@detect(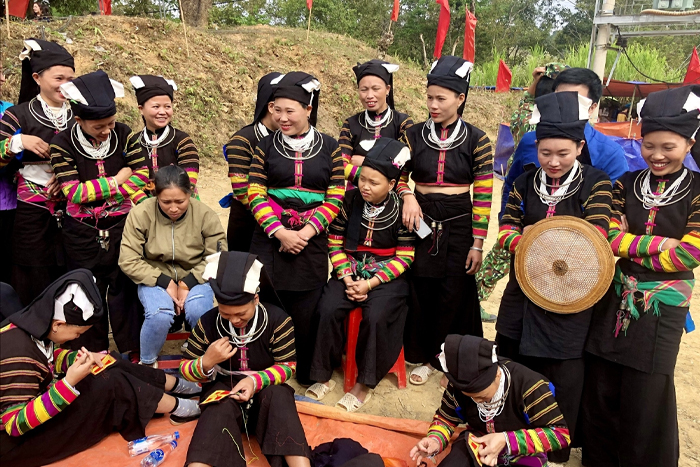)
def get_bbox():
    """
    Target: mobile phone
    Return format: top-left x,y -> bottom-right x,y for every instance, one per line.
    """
416,218 -> 432,239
